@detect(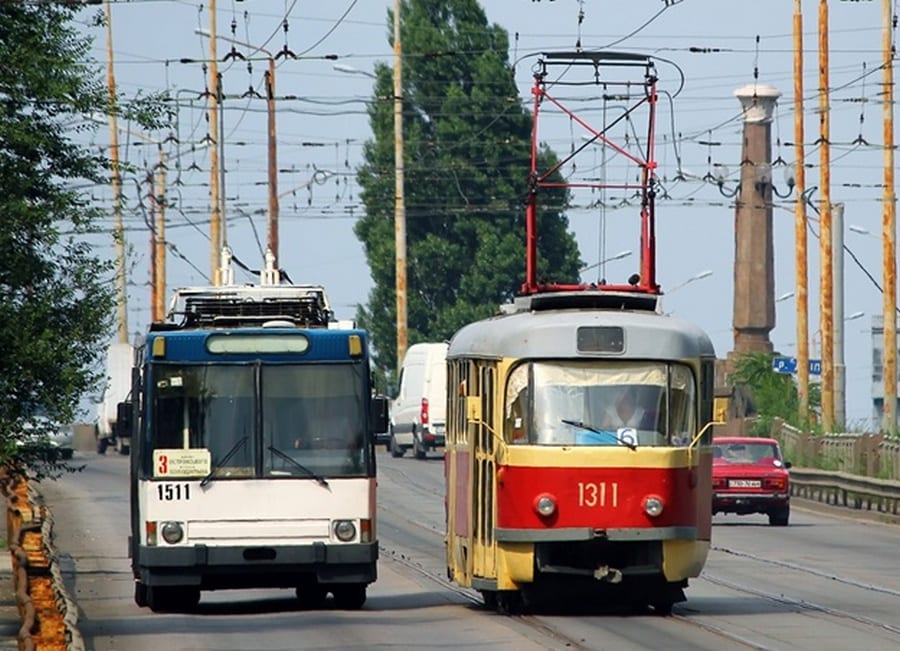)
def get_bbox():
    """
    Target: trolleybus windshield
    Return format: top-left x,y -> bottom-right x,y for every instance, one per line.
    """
505,361 -> 696,447
146,362 -> 370,480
